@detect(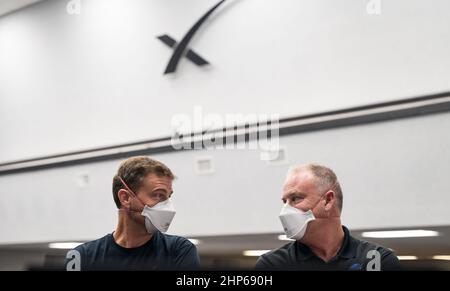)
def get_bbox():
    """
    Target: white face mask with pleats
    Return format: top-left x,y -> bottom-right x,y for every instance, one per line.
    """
279,203 -> 316,241
141,199 -> 176,234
